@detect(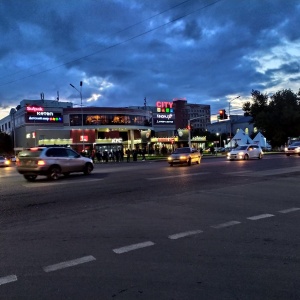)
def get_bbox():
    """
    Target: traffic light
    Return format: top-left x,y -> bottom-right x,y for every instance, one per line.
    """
218,109 -> 228,120
219,109 -> 224,120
